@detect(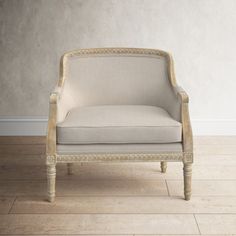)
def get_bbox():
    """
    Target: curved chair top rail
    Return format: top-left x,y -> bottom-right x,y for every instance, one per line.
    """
58,47 -> 177,88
